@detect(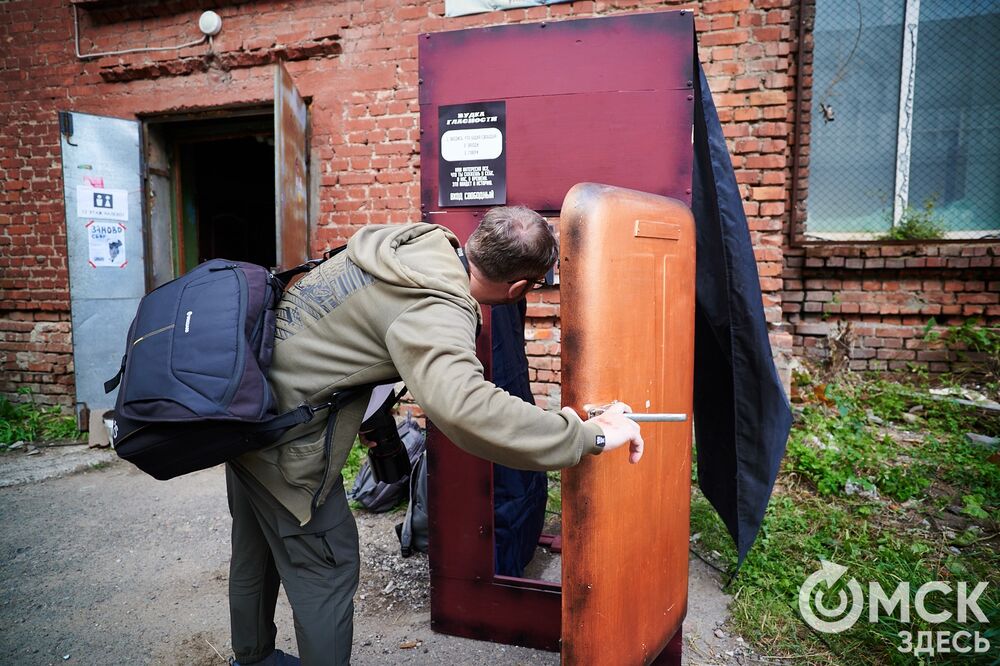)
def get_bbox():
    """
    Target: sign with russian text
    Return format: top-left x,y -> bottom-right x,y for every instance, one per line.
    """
86,220 -> 127,268
76,186 -> 128,221
438,101 -> 506,207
